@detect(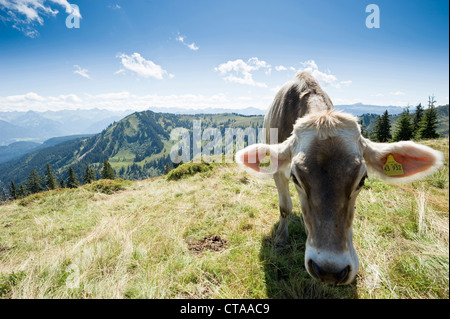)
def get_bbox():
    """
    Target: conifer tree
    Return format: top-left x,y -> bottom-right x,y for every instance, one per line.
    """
417,96 -> 440,139
393,108 -> 413,141
101,159 -> 115,180
372,110 -> 392,142
164,162 -> 171,175
18,184 -> 26,198
83,165 -> 97,184
26,169 -> 43,194
45,163 -> 58,190
9,181 -> 17,200
412,103 -> 424,135
67,166 -> 80,188
118,166 -> 126,177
